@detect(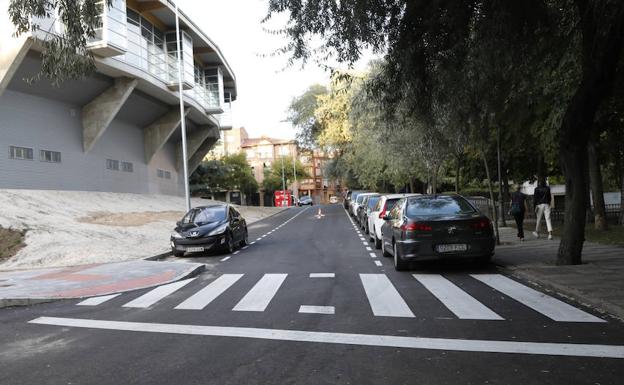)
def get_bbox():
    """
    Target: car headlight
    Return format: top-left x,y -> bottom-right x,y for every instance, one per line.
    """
208,224 -> 228,236
170,231 -> 182,239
